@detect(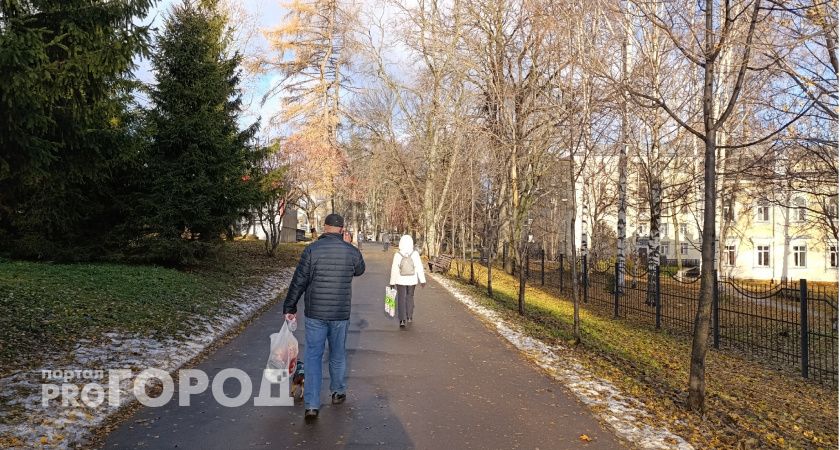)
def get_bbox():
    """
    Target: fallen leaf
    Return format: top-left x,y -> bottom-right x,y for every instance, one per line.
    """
579,434 -> 592,442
